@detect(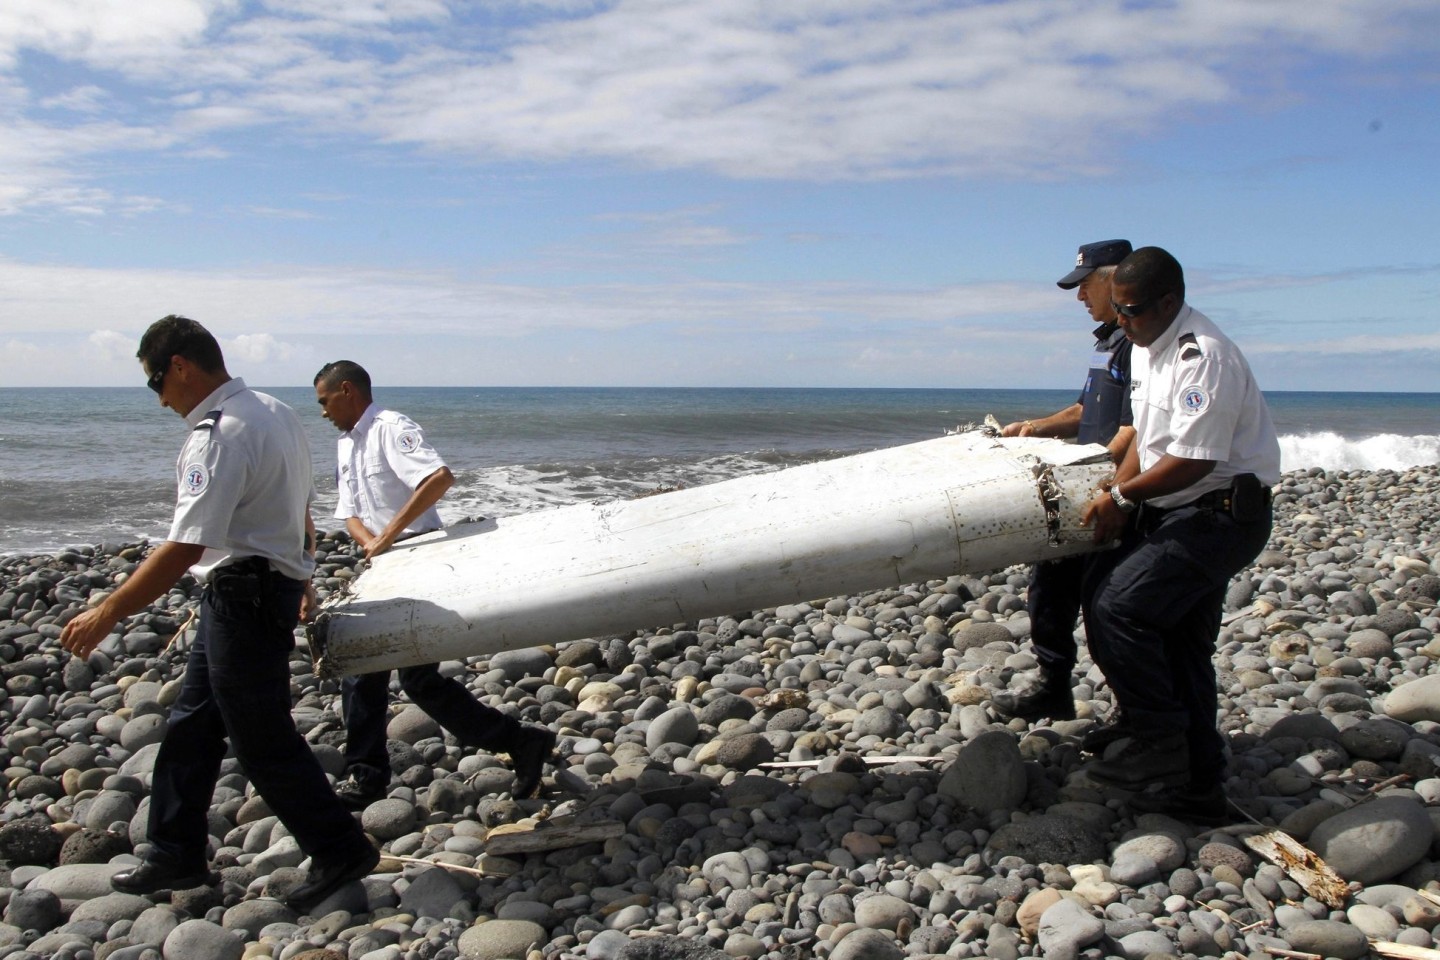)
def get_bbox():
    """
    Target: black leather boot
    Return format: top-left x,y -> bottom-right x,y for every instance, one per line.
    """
991,666 -> 1076,722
